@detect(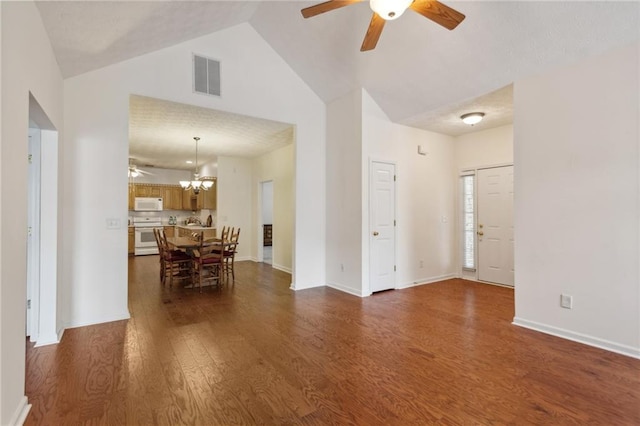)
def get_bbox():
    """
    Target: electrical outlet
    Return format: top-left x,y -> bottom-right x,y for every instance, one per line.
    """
419,260 -> 424,268
340,263 -> 344,272
560,294 -> 573,309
